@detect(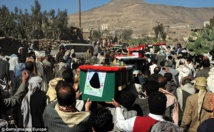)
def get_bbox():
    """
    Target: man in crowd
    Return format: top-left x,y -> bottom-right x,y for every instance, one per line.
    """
149,59 -> 157,74
90,107 -> 114,132
36,55 -> 46,91
108,89 -> 137,131
111,92 -> 166,132
12,61 -> 35,127
55,45 -> 65,64
133,80 -> 159,116
12,61 -> 35,95
181,77 -> 214,131
176,76 -> 195,124
159,60 -> 179,86
197,92 -> 214,132
176,43 -> 183,55
158,76 -> 179,125
43,80 -> 92,132
8,54 -> 18,82
148,66 -> 163,82
186,57 -> 196,77
164,72 -> 178,94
